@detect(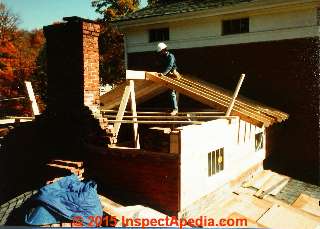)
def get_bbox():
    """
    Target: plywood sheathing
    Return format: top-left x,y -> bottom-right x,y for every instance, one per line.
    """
257,204 -> 320,229
241,170 -> 290,198
145,72 -> 289,127
292,194 -> 320,217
